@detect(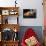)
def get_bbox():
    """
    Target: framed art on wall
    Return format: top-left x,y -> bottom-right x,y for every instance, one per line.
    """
23,9 -> 36,18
